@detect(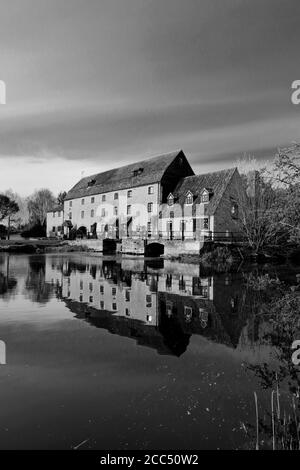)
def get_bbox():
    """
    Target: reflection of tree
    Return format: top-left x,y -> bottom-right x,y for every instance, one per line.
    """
25,256 -> 53,304
0,256 -> 18,299
159,301 -> 191,357
245,285 -> 300,450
